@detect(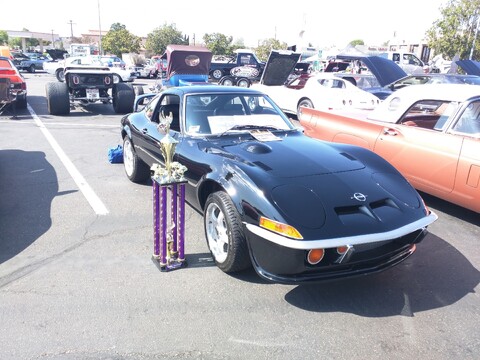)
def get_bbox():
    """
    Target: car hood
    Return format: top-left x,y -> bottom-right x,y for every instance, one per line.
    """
259,52 -> 407,88
456,60 -> 480,76
360,56 -> 408,87
258,50 -> 302,86
45,49 -> 68,61
204,132 -> 365,178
